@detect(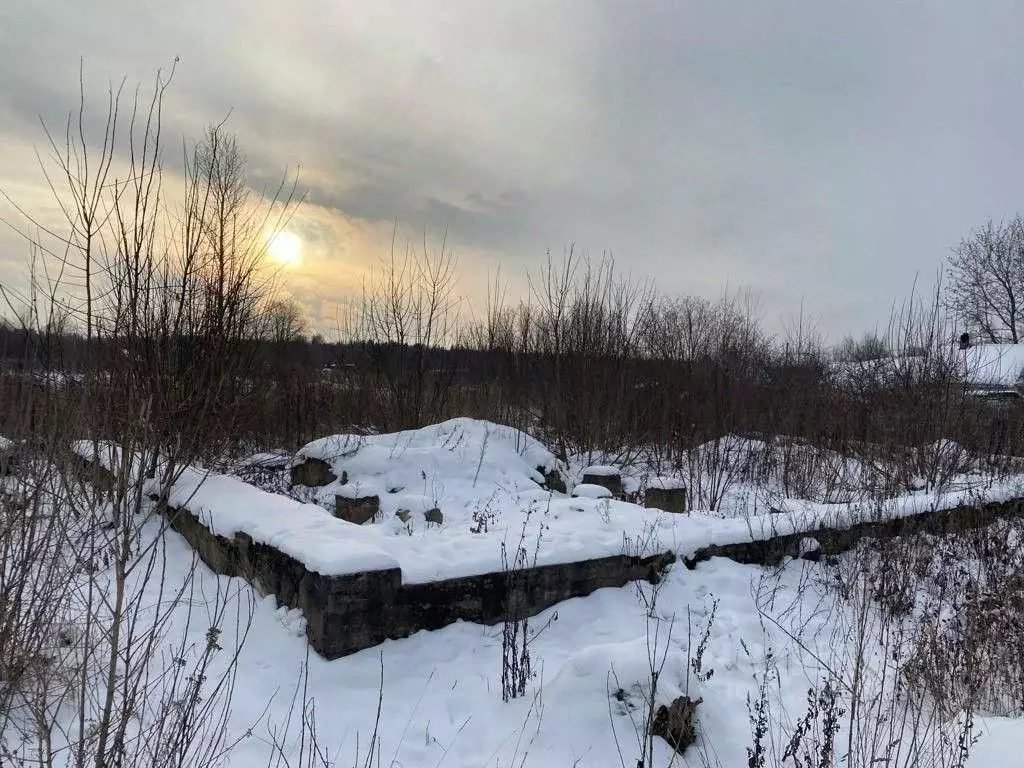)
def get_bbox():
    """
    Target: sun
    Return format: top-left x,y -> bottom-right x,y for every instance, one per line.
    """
267,231 -> 303,266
